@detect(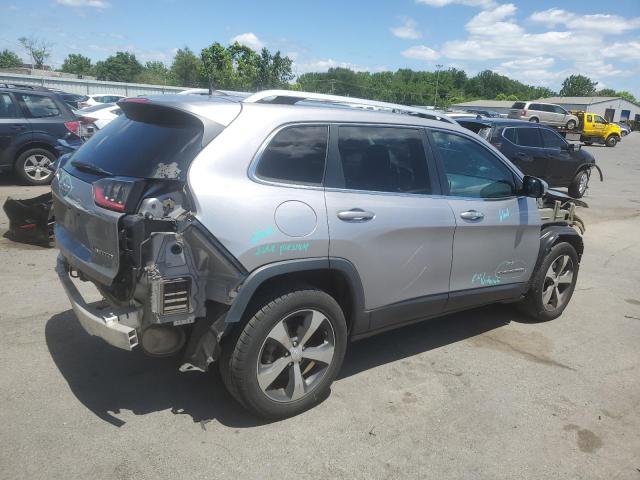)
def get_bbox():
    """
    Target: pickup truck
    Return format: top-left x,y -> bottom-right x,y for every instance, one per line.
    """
569,111 -> 622,147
